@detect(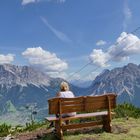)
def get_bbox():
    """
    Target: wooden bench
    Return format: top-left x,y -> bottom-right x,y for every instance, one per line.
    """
46,93 -> 117,140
